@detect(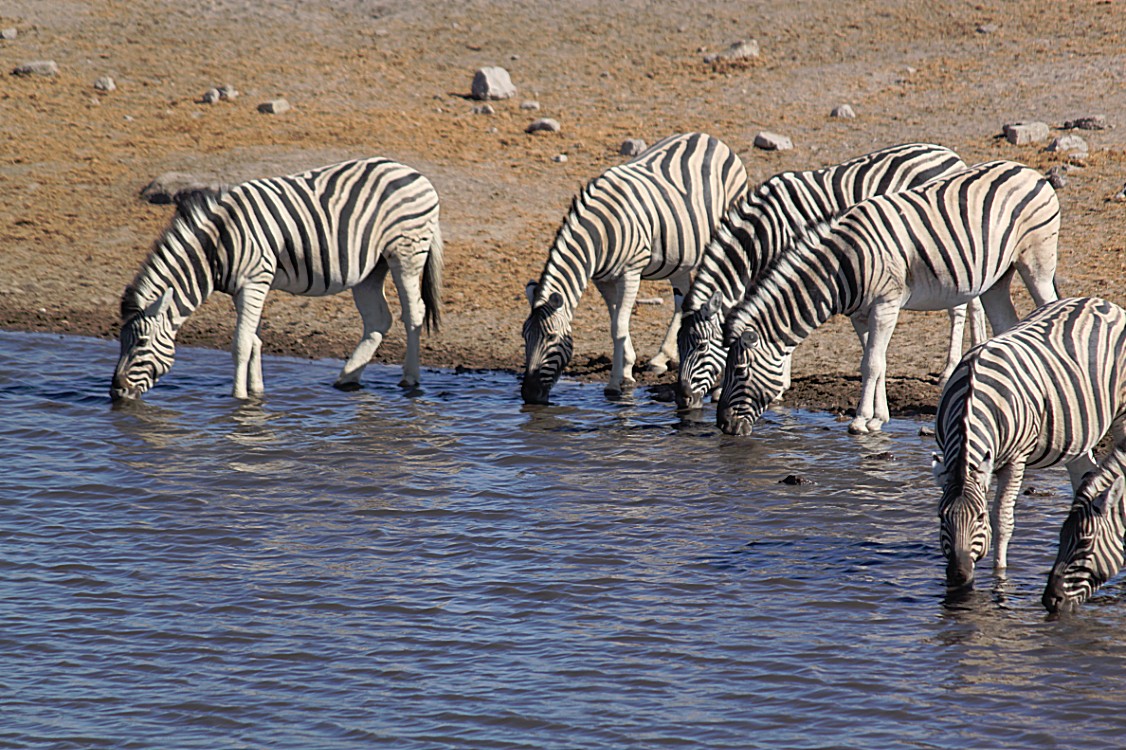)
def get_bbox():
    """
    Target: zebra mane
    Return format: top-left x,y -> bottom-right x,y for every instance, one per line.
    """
123,188 -> 223,319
